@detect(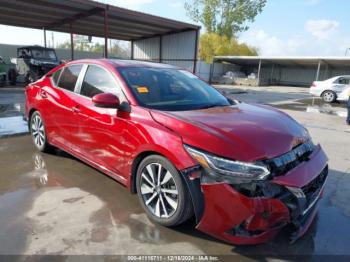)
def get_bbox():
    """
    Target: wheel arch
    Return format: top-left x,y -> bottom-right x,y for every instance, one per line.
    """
129,150 -> 204,224
27,108 -> 38,130
321,89 -> 337,100
129,150 -> 163,194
